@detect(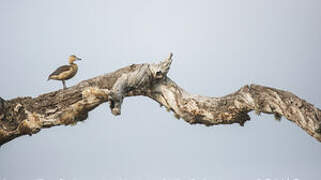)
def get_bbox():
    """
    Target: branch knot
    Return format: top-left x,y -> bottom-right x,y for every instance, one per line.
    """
149,52 -> 173,80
